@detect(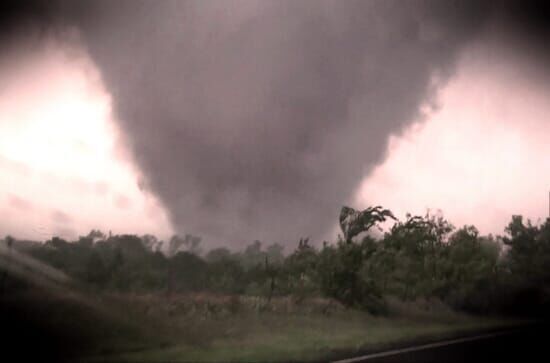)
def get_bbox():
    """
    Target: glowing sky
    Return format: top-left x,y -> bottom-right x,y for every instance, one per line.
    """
356,36 -> 550,234
0,39 -> 172,240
